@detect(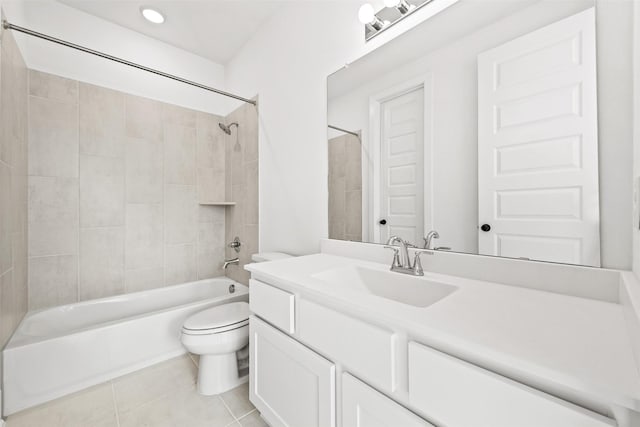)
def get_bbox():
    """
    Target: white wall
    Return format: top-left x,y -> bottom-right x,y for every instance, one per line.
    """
1,0 -> 231,115
634,1 -> 640,278
225,0 -> 459,255
328,0 -> 634,269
